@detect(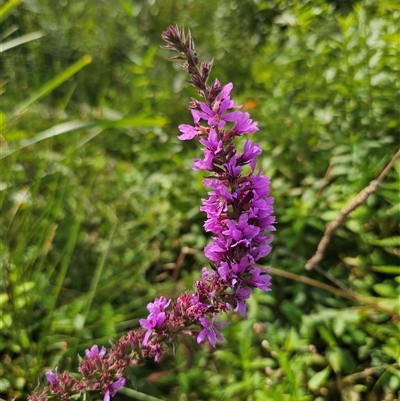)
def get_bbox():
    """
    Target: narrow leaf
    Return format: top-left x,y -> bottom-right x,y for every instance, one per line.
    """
1,31 -> 44,52
308,366 -> 331,390
0,0 -> 20,23
13,55 -> 92,116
